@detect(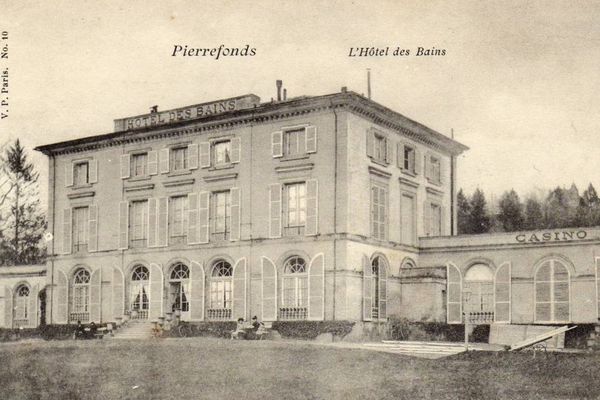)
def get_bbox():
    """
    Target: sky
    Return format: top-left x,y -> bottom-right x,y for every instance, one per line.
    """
2,0 -> 600,207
